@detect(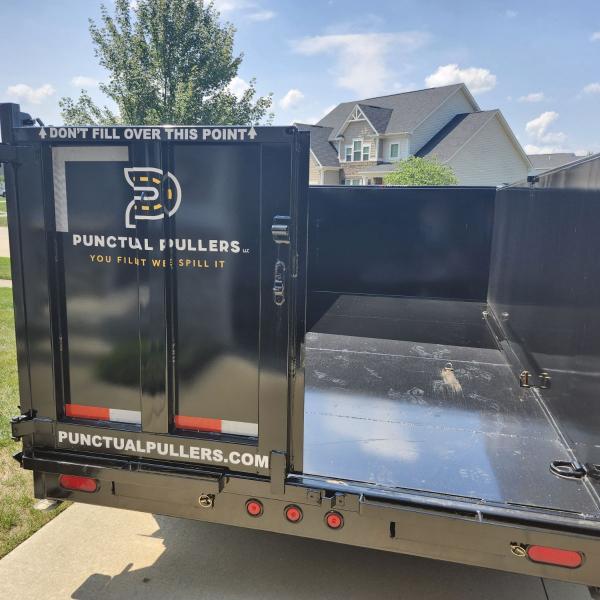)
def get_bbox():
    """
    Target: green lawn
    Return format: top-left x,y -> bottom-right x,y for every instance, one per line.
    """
0,257 -> 10,280
0,288 -> 67,558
